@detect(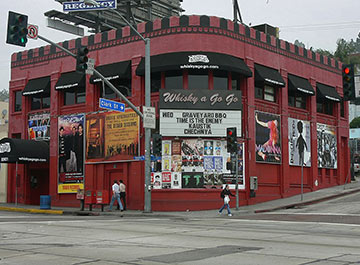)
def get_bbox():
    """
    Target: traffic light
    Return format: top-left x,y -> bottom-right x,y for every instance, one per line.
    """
226,127 -> 237,154
342,64 -> 355,101
76,47 -> 89,73
6,11 -> 28,47
152,134 -> 162,156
